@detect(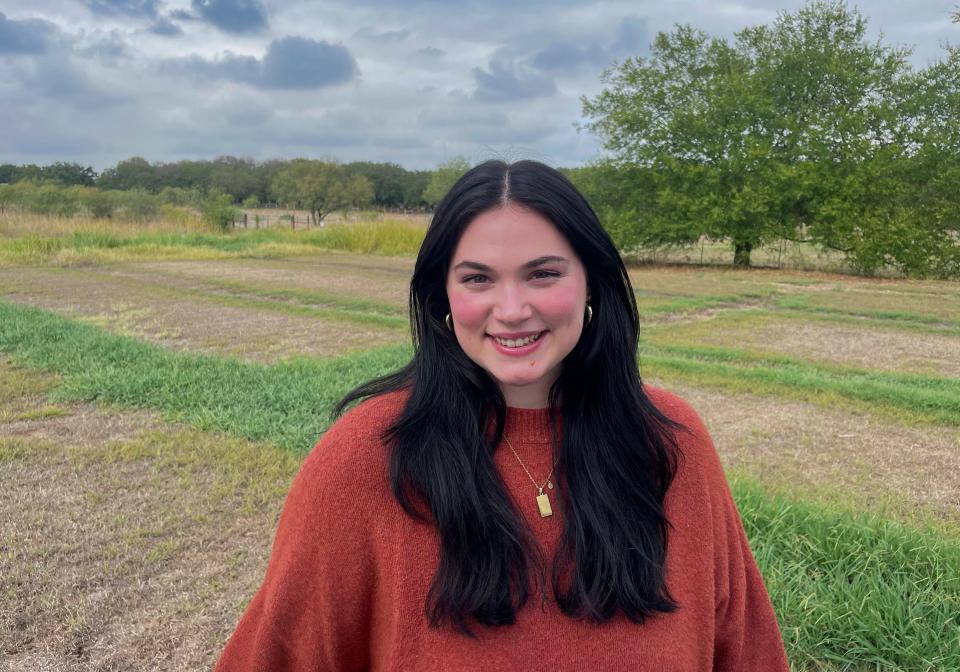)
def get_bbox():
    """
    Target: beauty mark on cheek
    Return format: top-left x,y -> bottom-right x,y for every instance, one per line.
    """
529,360 -> 535,366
